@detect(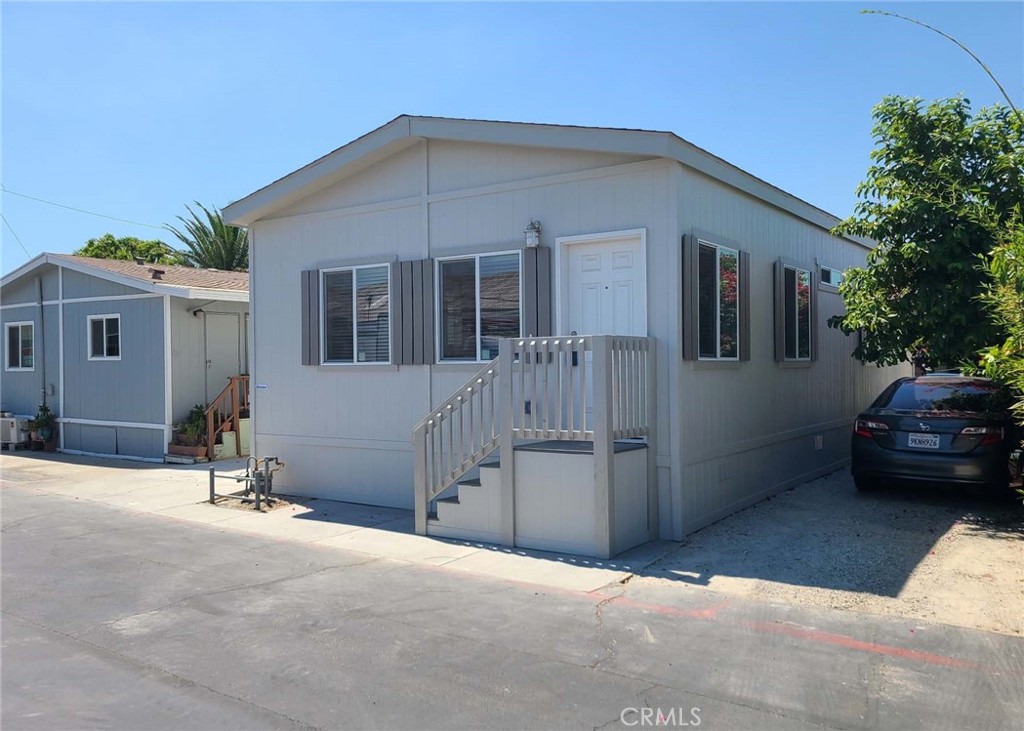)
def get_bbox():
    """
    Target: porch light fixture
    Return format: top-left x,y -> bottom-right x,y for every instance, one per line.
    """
524,220 -> 542,248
